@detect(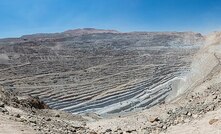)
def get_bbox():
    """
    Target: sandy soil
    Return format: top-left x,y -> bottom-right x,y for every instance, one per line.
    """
165,108 -> 221,134
0,114 -> 36,134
